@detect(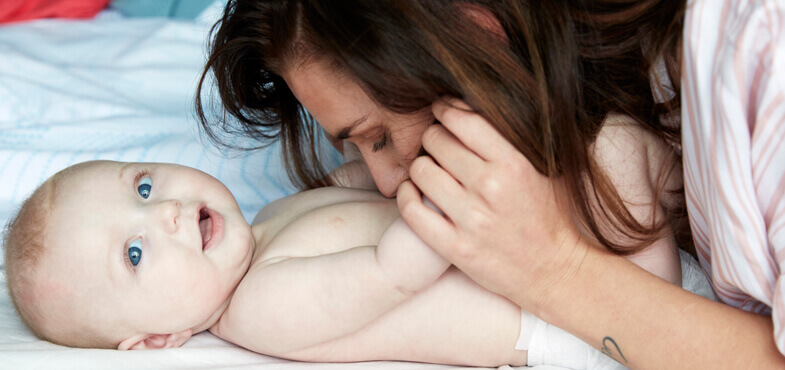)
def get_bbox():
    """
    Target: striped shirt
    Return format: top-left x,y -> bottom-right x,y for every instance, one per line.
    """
682,0 -> 785,354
